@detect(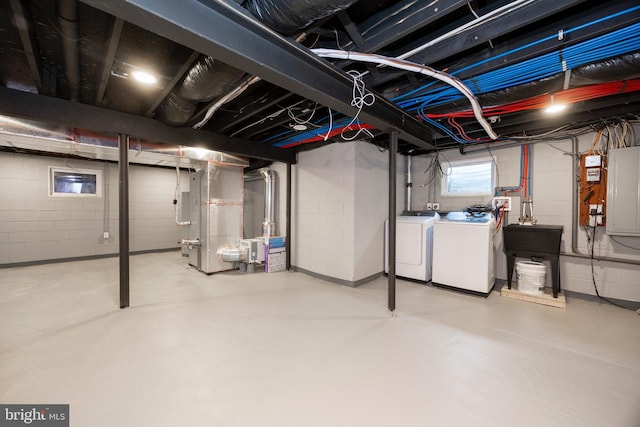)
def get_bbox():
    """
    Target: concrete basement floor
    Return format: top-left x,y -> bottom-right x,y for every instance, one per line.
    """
1,251 -> 639,427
